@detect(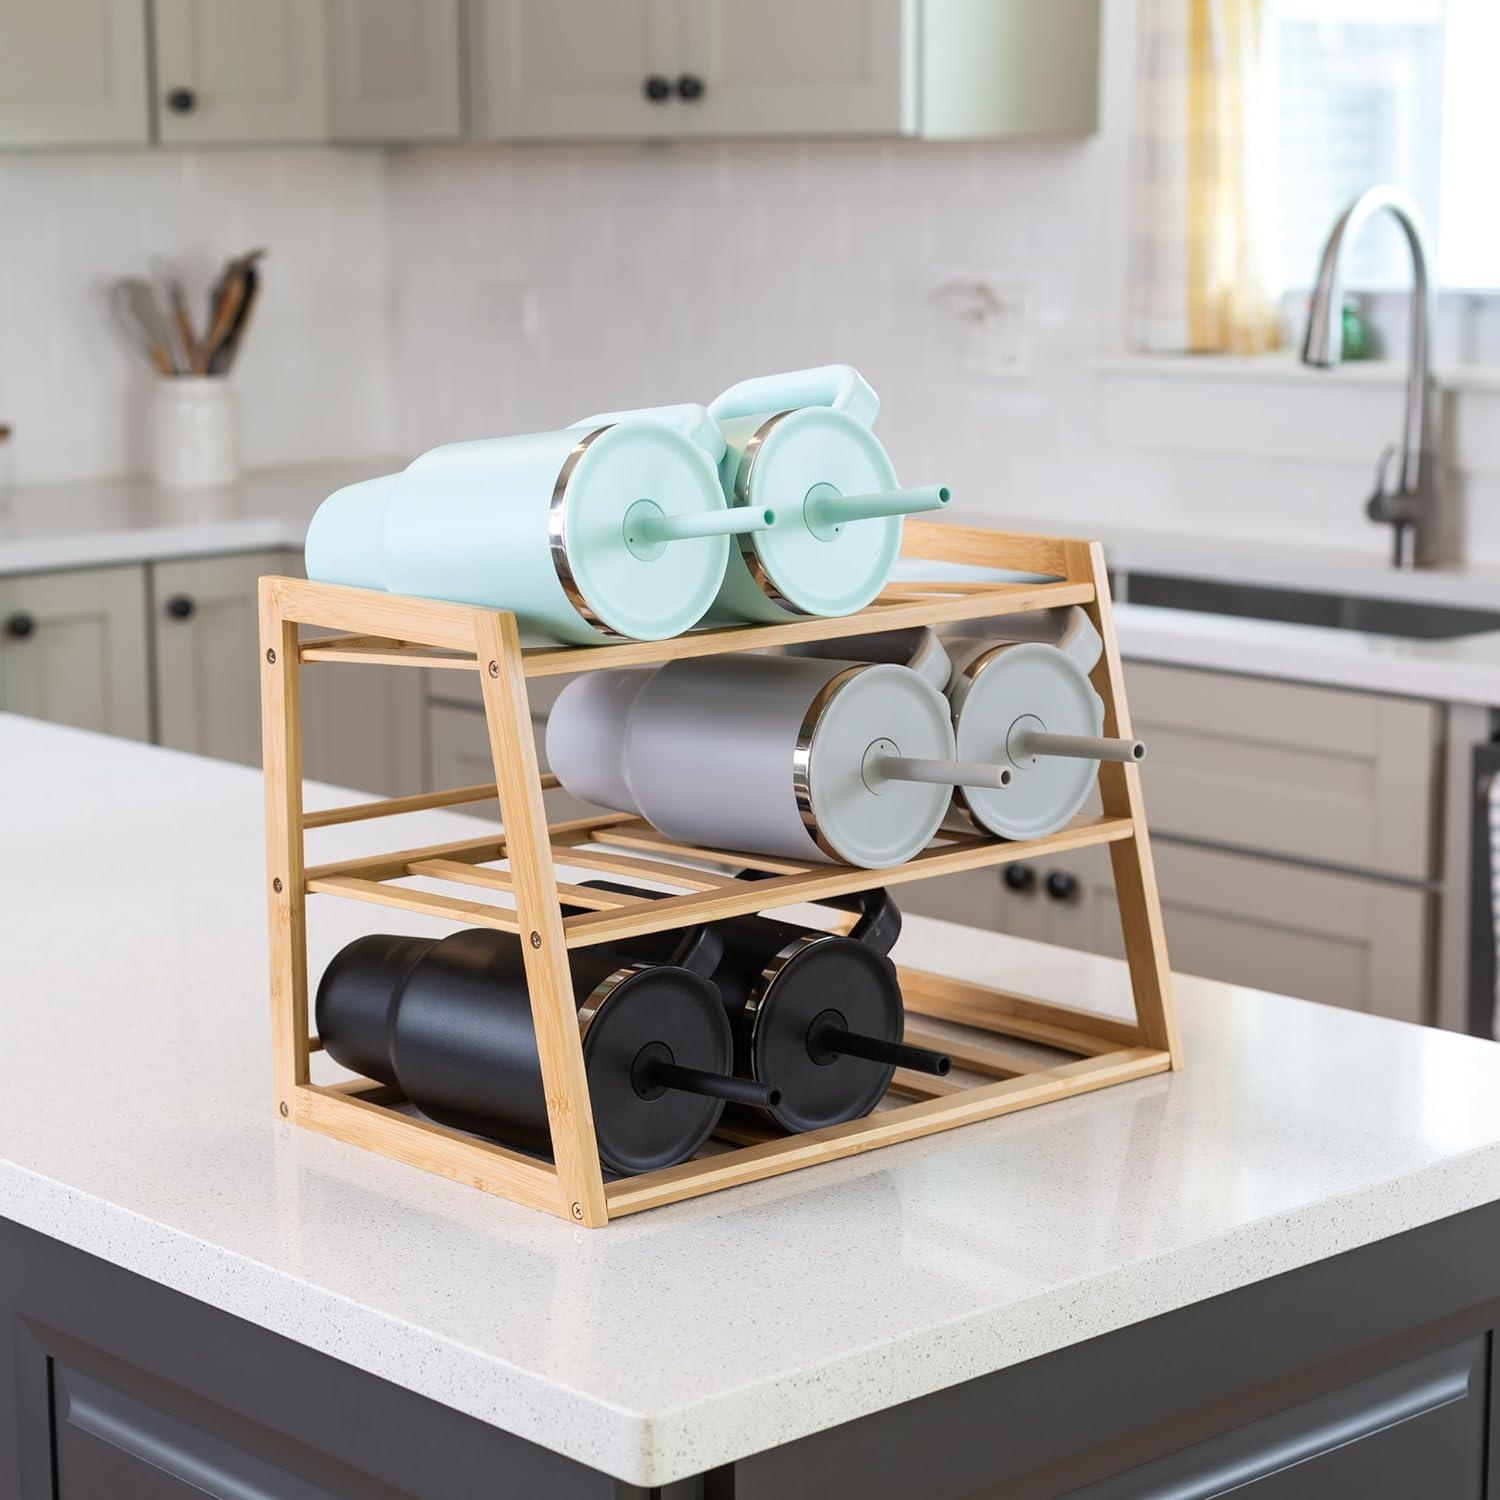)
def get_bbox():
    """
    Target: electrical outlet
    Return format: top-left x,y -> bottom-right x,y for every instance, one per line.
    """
930,277 -> 1032,379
